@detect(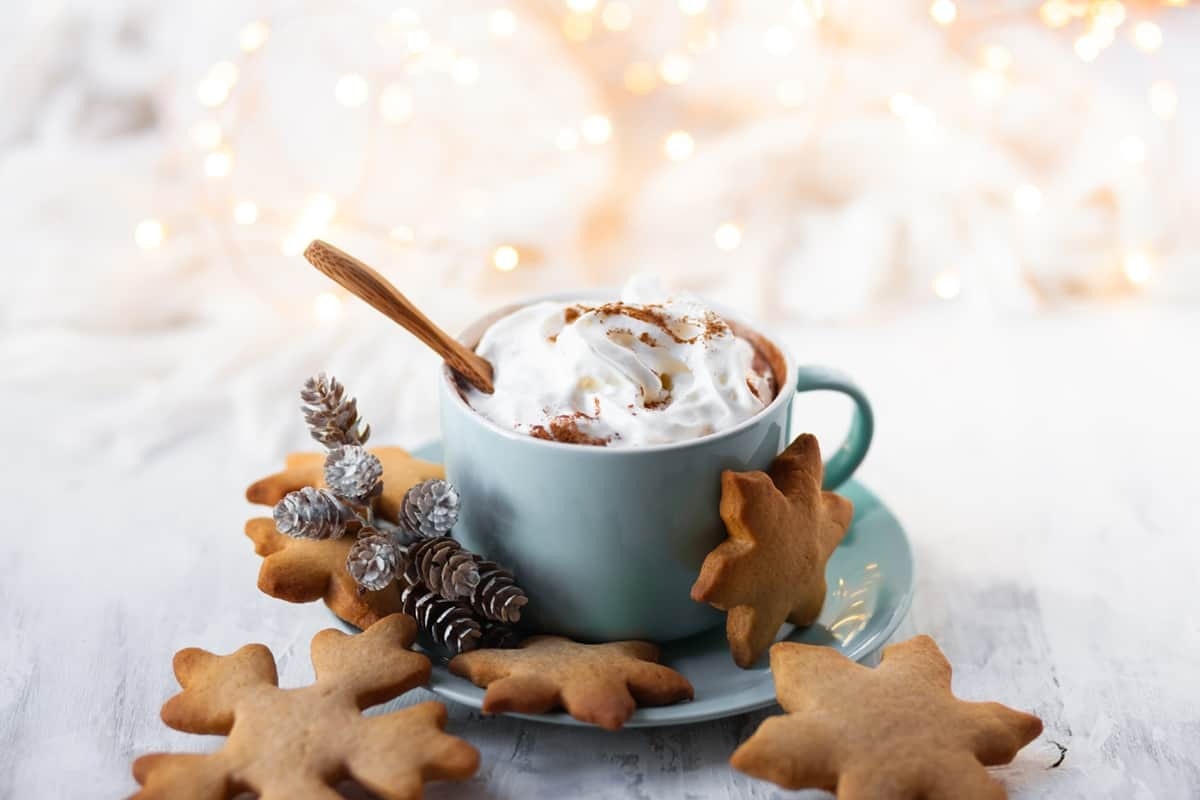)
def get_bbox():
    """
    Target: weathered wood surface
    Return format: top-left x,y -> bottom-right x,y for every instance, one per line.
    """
3,310 -> 1197,798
